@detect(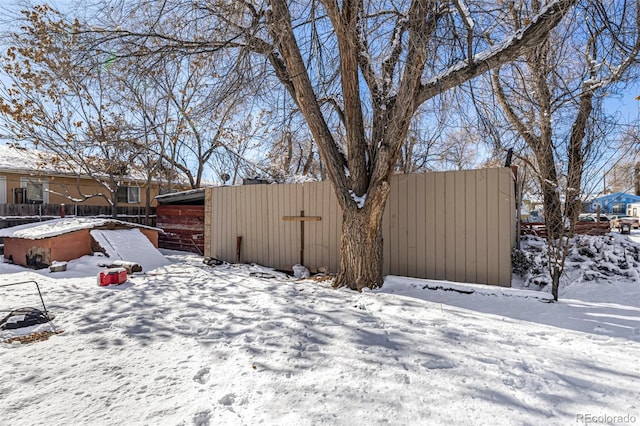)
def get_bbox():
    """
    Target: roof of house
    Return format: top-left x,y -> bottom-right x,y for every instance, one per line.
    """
0,217 -> 160,240
591,192 -> 640,203
0,144 -> 149,182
